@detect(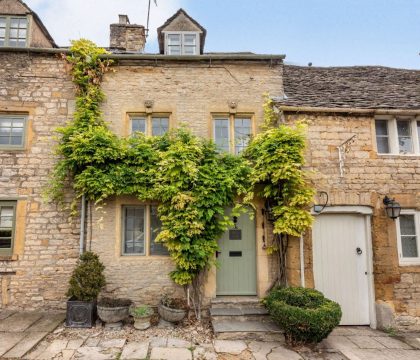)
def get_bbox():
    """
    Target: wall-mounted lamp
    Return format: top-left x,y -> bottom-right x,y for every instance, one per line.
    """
313,191 -> 329,213
264,198 -> 276,223
383,196 -> 401,220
